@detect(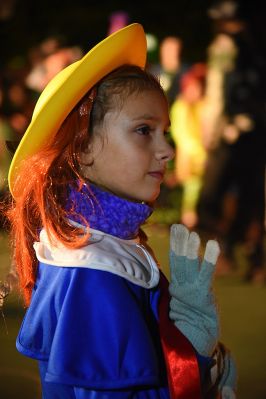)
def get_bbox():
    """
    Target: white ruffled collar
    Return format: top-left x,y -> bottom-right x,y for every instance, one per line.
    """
34,227 -> 160,289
